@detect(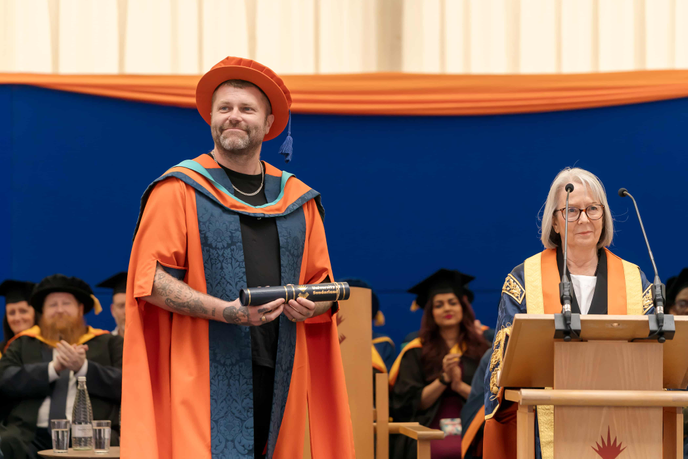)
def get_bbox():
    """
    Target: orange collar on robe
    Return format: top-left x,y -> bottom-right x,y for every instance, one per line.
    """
538,248 -> 631,314
160,154 -> 317,216
4,324 -> 110,352
388,338 -> 422,387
